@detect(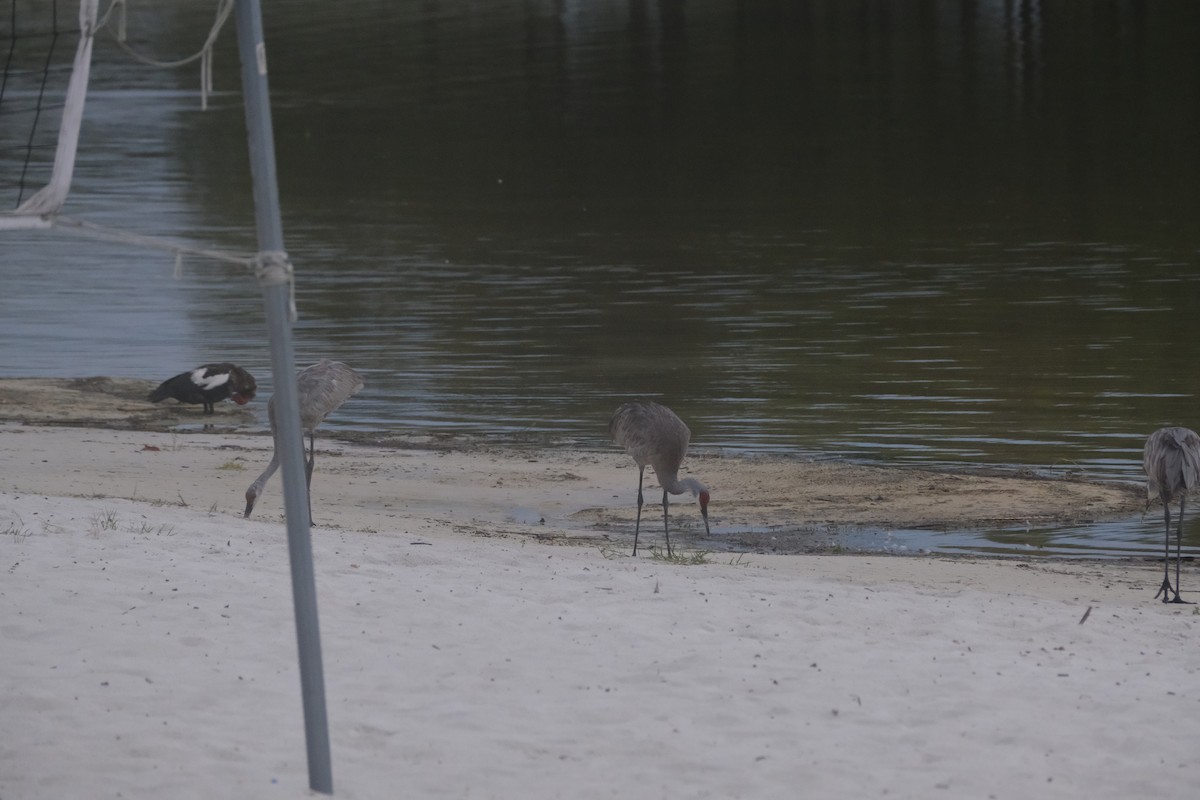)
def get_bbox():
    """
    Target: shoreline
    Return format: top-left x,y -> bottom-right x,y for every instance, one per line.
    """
2,389 -> 1196,798
0,377 -> 1150,553
0,422 -> 1150,557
